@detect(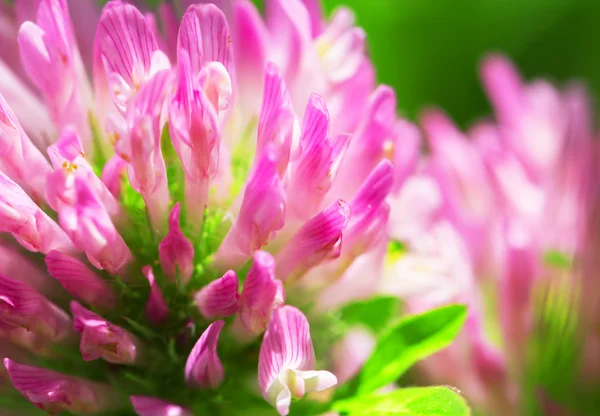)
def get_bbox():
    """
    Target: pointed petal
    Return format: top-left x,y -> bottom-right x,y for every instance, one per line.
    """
184,320 -> 225,389
0,171 -> 74,254
276,200 -> 350,281
0,274 -> 71,340
288,94 -> 350,219
256,62 -> 297,176
4,358 -> 110,414
265,0 -> 311,81
0,92 -> 53,201
215,148 -> 286,268
59,178 -> 132,274
142,266 -> 168,325
101,154 -> 127,198
232,0 -> 268,114
158,203 -> 195,283
480,54 -> 525,124
340,160 -> 393,259
301,0 -> 324,38
195,270 -> 239,319
234,251 -> 284,339
391,119 -> 421,193
46,126 -> 120,216
18,0 -> 92,146
318,21 -> 365,83
130,396 -> 191,416
0,242 -> 63,298
351,160 -> 394,215
45,250 -> 117,310
333,85 -> 397,199
169,51 -> 222,222
0,59 -> 55,149
71,301 -> 138,364
120,70 -> 172,233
